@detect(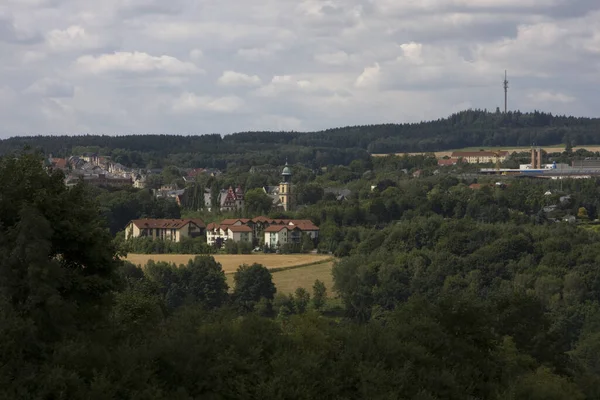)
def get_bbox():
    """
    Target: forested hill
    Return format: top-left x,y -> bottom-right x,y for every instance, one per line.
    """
2,109 -> 599,168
